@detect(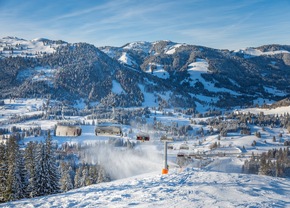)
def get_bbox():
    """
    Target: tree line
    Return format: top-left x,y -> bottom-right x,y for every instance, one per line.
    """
243,147 -> 290,177
0,132 -> 110,203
